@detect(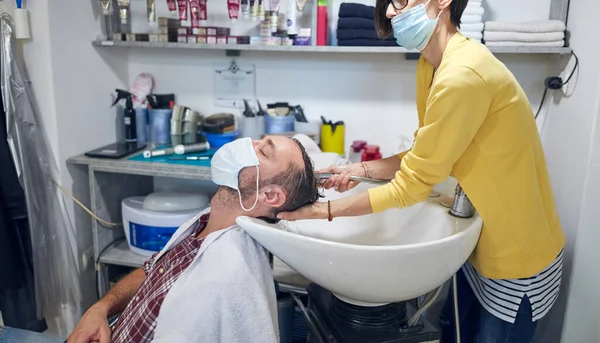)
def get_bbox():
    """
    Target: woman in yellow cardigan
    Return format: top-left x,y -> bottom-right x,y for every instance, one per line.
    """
277,0 -> 566,342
